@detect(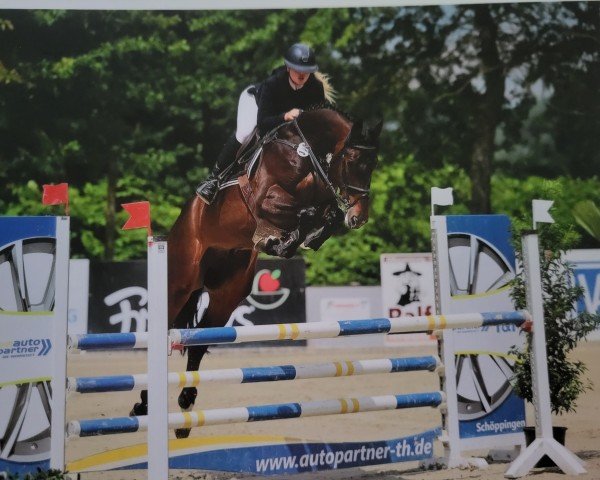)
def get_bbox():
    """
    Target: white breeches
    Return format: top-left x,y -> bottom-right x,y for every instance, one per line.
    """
236,86 -> 258,143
